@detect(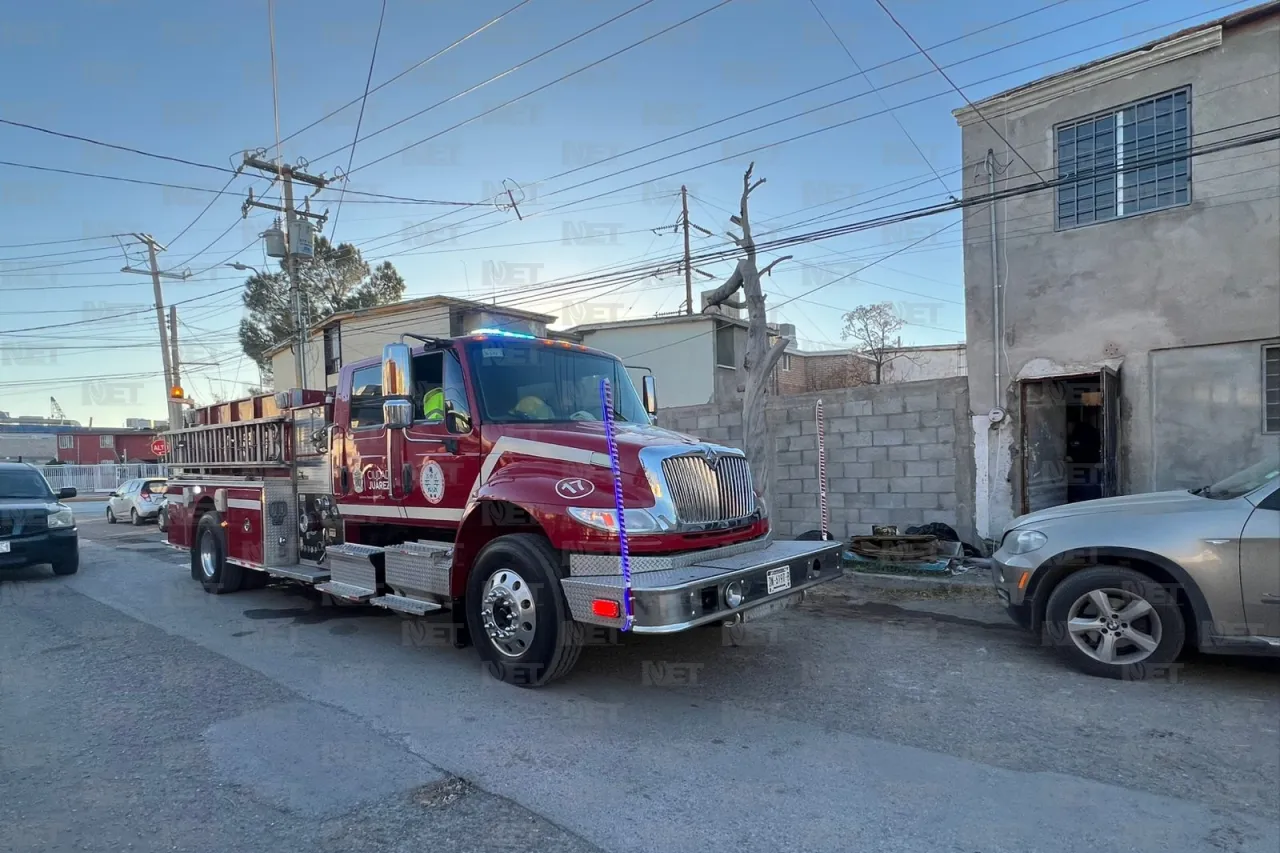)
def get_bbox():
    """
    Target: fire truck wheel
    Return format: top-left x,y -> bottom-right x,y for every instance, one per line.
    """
194,512 -> 244,595
466,533 -> 585,688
